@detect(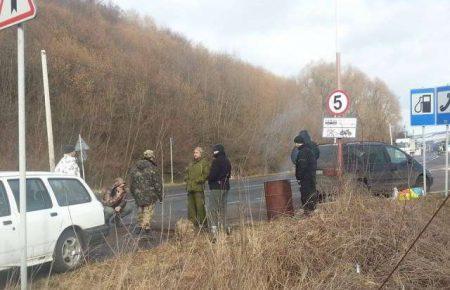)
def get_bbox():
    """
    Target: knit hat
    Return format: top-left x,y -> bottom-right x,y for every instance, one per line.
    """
212,144 -> 225,156
294,135 -> 305,144
143,149 -> 155,160
63,145 -> 76,154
